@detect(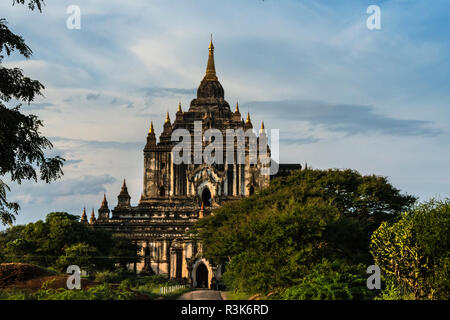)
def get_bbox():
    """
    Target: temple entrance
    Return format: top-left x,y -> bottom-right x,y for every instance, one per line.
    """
195,263 -> 209,288
201,188 -> 212,206
144,247 -> 150,268
175,250 -> 182,279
